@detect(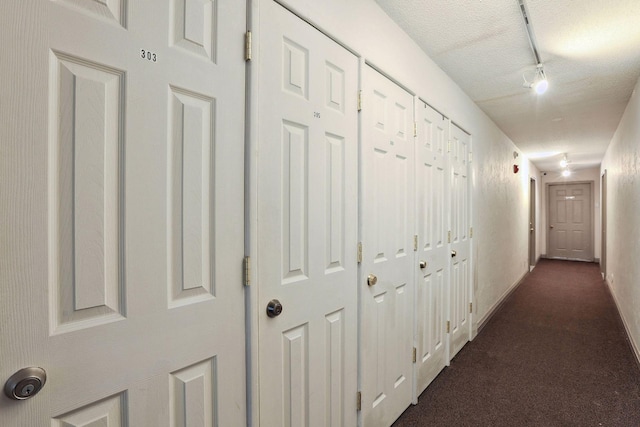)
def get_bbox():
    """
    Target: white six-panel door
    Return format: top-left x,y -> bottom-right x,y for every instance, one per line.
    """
548,183 -> 593,261
0,0 -> 246,425
414,101 -> 449,396
257,2 -> 359,425
360,66 -> 415,427
449,124 -> 472,359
